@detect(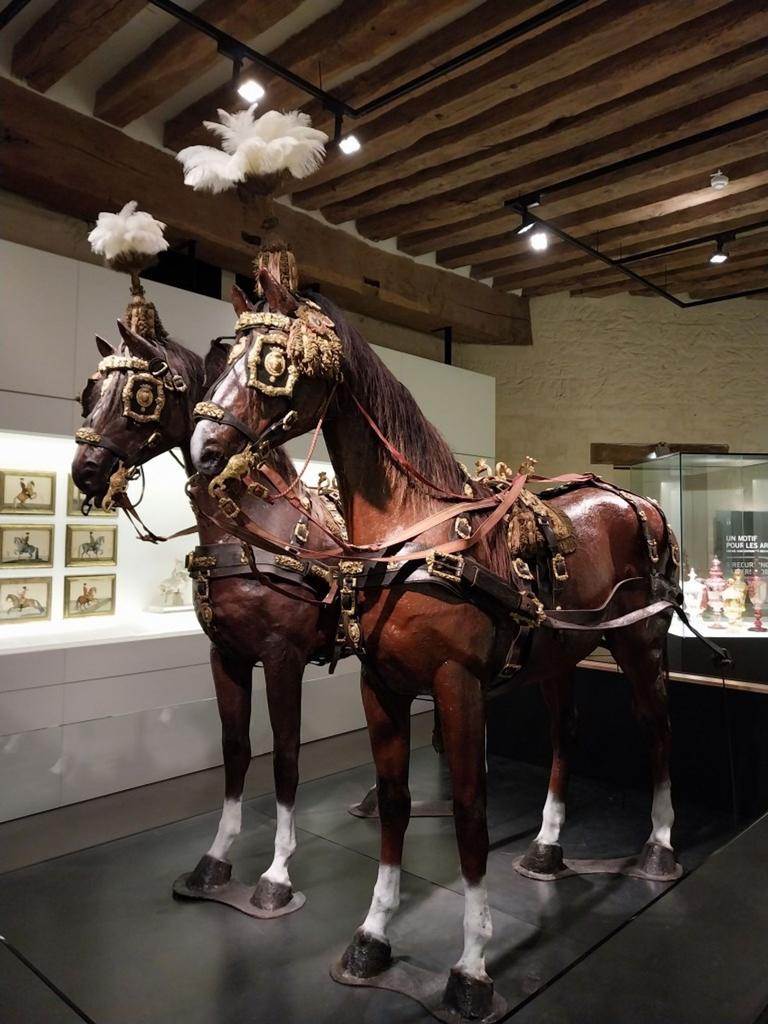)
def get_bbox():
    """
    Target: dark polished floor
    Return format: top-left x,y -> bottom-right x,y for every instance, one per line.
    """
0,734 -> 764,1024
